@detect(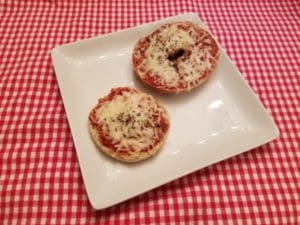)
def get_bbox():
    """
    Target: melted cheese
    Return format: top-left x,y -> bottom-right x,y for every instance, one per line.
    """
95,91 -> 164,153
139,23 -> 216,90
